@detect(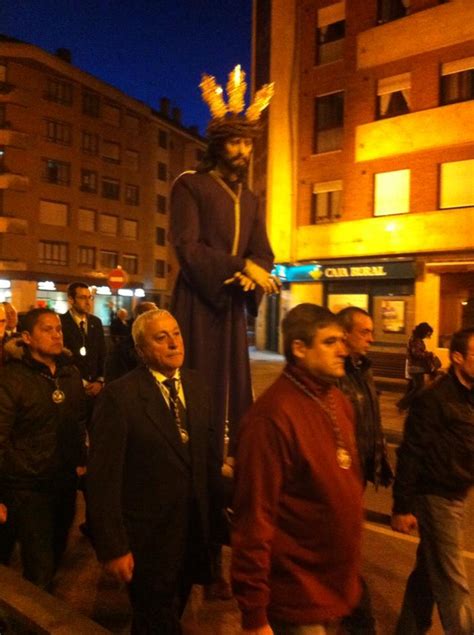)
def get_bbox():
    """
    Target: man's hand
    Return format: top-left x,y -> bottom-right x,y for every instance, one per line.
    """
391,513 -> 418,535
244,260 -> 281,295
224,272 -> 257,292
0,504 -> 7,524
242,625 -> 274,635
85,381 -> 103,397
103,552 -> 135,583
